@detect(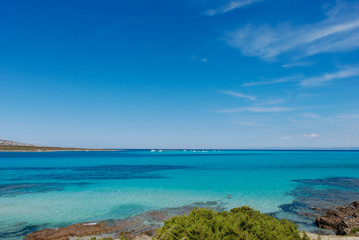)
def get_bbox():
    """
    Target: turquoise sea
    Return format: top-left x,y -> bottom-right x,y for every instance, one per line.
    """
1,150 -> 359,239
